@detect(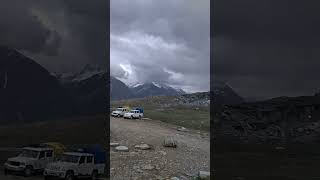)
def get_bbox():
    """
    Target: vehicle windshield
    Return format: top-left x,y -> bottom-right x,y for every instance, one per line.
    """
116,108 -> 123,111
58,154 -> 79,163
19,150 -> 39,158
130,110 -> 136,113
